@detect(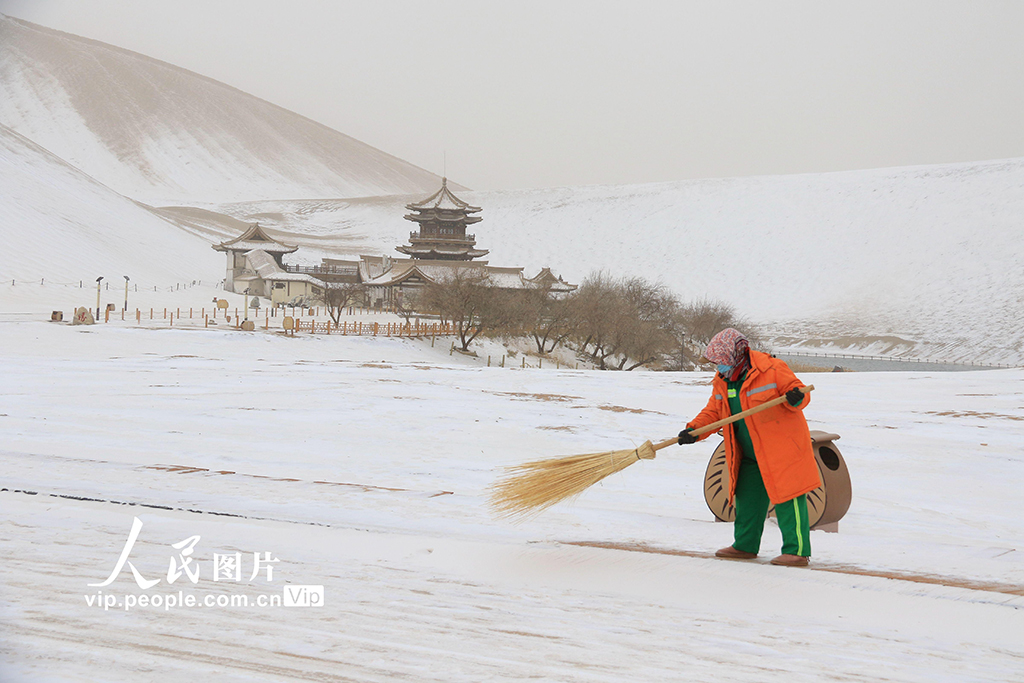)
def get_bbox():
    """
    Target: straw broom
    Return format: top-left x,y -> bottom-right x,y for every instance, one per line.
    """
490,385 -> 814,519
